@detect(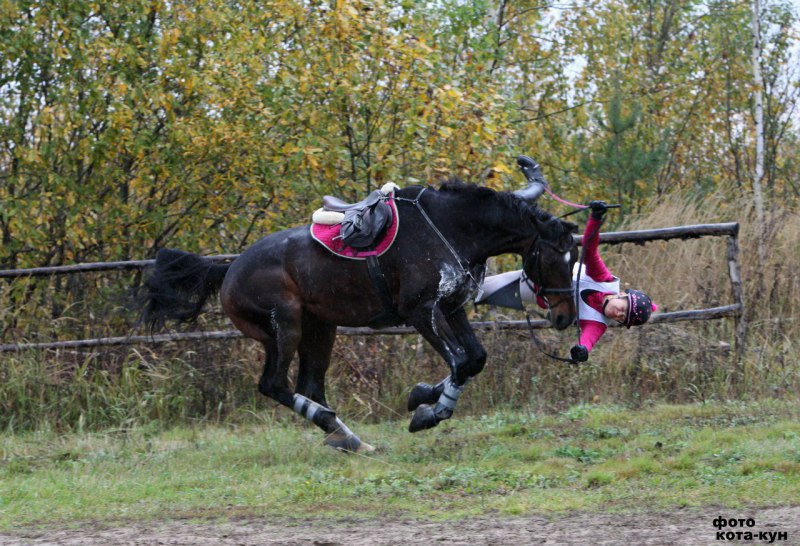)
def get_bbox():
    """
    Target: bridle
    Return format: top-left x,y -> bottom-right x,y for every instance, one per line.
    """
520,233 -> 584,365
521,235 -> 576,308
521,217 -> 611,364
